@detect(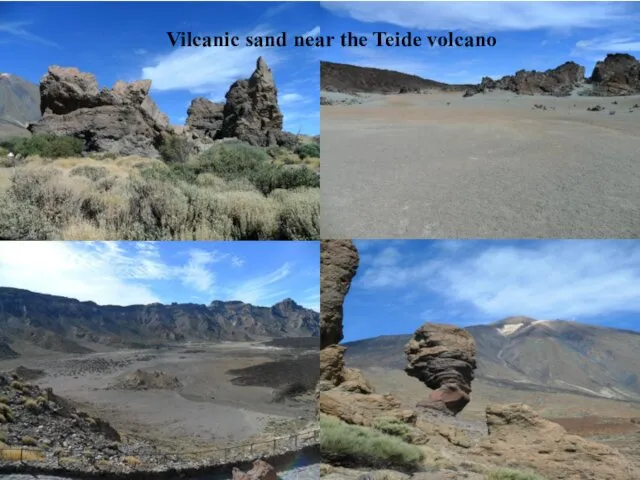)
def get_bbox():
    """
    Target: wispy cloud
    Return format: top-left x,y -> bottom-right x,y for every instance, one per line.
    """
141,26 -> 282,99
358,241 -> 640,320
302,26 -> 321,38
574,35 -> 640,54
0,21 -> 58,47
322,2 -> 633,32
227,262 -> 293,305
